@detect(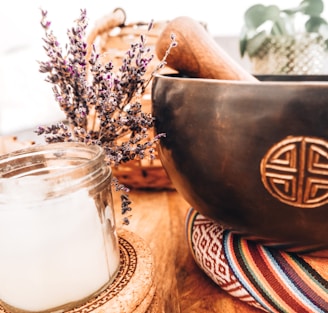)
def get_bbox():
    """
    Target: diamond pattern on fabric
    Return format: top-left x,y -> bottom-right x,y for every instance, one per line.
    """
185,208 -> 328,313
